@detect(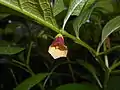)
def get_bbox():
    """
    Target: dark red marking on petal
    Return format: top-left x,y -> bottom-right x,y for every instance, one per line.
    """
50,36 -> 67,50
51,37 -> 64,47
